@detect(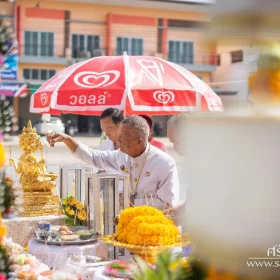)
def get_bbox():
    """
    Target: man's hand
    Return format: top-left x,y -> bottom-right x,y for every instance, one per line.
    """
163,203 -> 185,225
47,132 -> 68,147
47,132 -> 78,153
